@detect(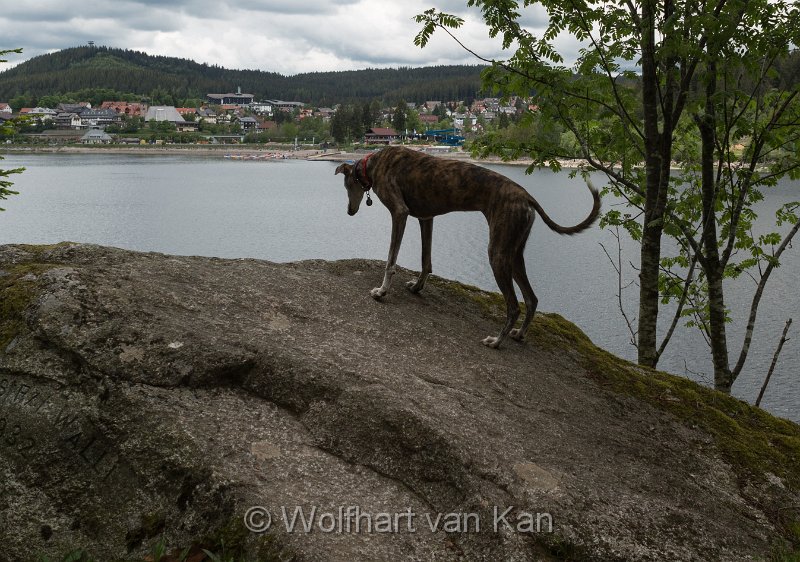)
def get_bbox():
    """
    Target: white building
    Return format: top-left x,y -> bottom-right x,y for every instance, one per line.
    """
81,128 -> 113,144
25,107 -> 58,120
250,102 -> 273,115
